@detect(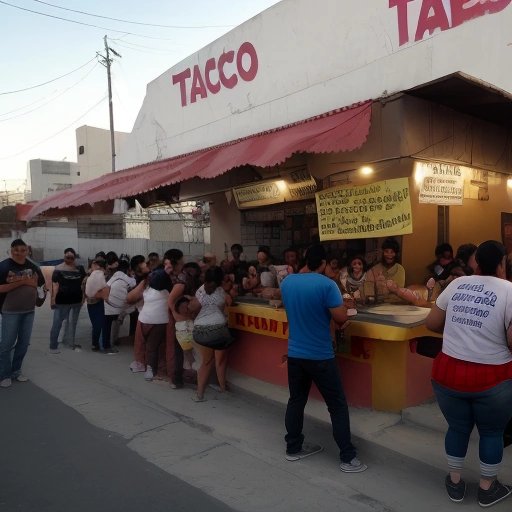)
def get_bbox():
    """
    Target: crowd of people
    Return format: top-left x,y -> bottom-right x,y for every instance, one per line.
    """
3,236 -> 512,506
